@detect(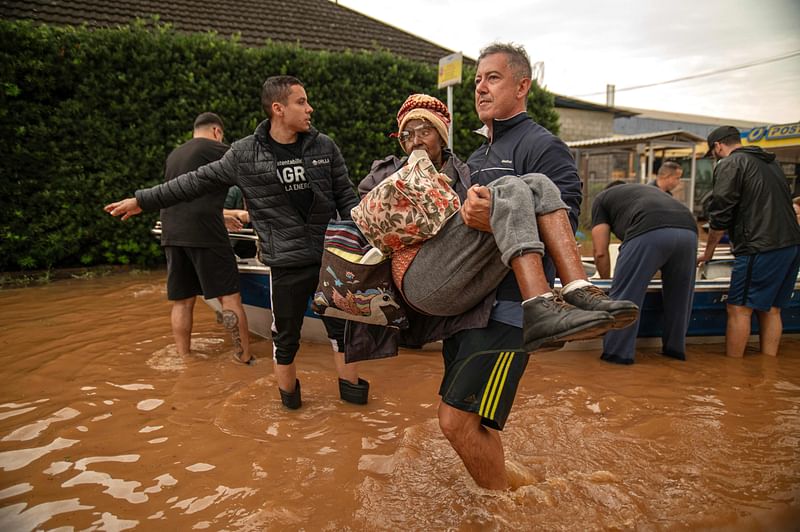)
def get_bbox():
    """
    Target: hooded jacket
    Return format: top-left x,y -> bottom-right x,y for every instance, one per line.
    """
708,146 -> 800,255
137,120 -> 359,268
